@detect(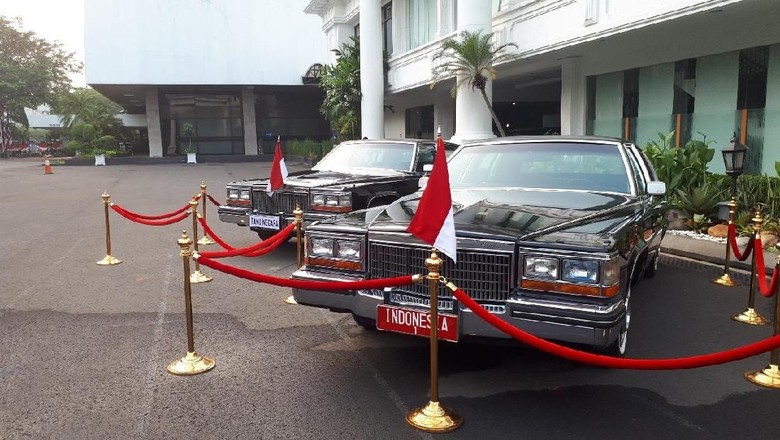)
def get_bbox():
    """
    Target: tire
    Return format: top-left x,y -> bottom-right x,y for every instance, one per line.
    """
352,314 -> 377,331
643,250 -> 659,279
605,268 -> 633,357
